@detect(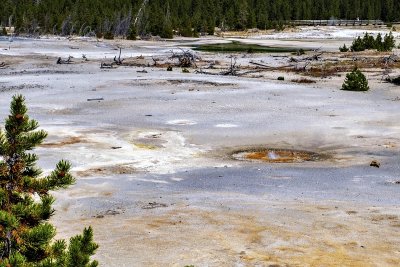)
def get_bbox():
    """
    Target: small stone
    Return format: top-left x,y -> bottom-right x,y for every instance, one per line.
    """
370,160 -> 380,168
